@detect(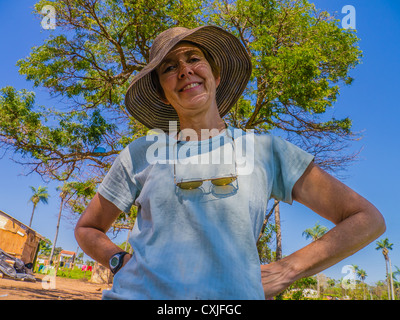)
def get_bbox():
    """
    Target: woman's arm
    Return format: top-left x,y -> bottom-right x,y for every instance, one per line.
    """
261,162 -> 386,299
74,193 -> 131,270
